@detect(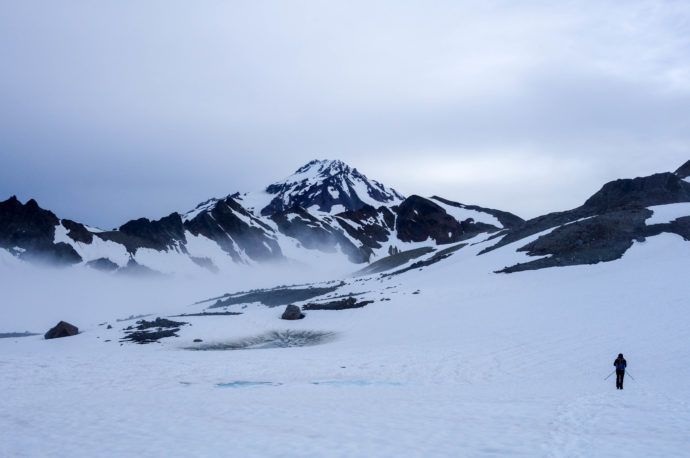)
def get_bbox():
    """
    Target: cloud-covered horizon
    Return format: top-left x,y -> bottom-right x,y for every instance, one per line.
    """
2,1 -> 689,228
